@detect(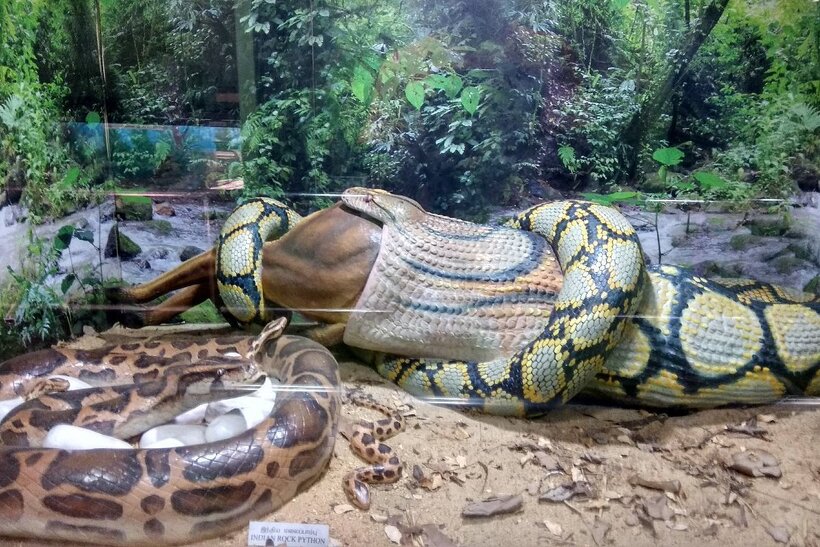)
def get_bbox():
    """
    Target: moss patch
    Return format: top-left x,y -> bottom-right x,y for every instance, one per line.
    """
179,299 -> 225,324
804,275 -> 820,296
729,234 -> 761,251
143,219 -> 174,236
771,254 -> 807,274
692,260 -> 744,278
201,210 -> 230,221
115,194 -> 153,221
104,225 -> 142,259
747,216 -> 790,237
